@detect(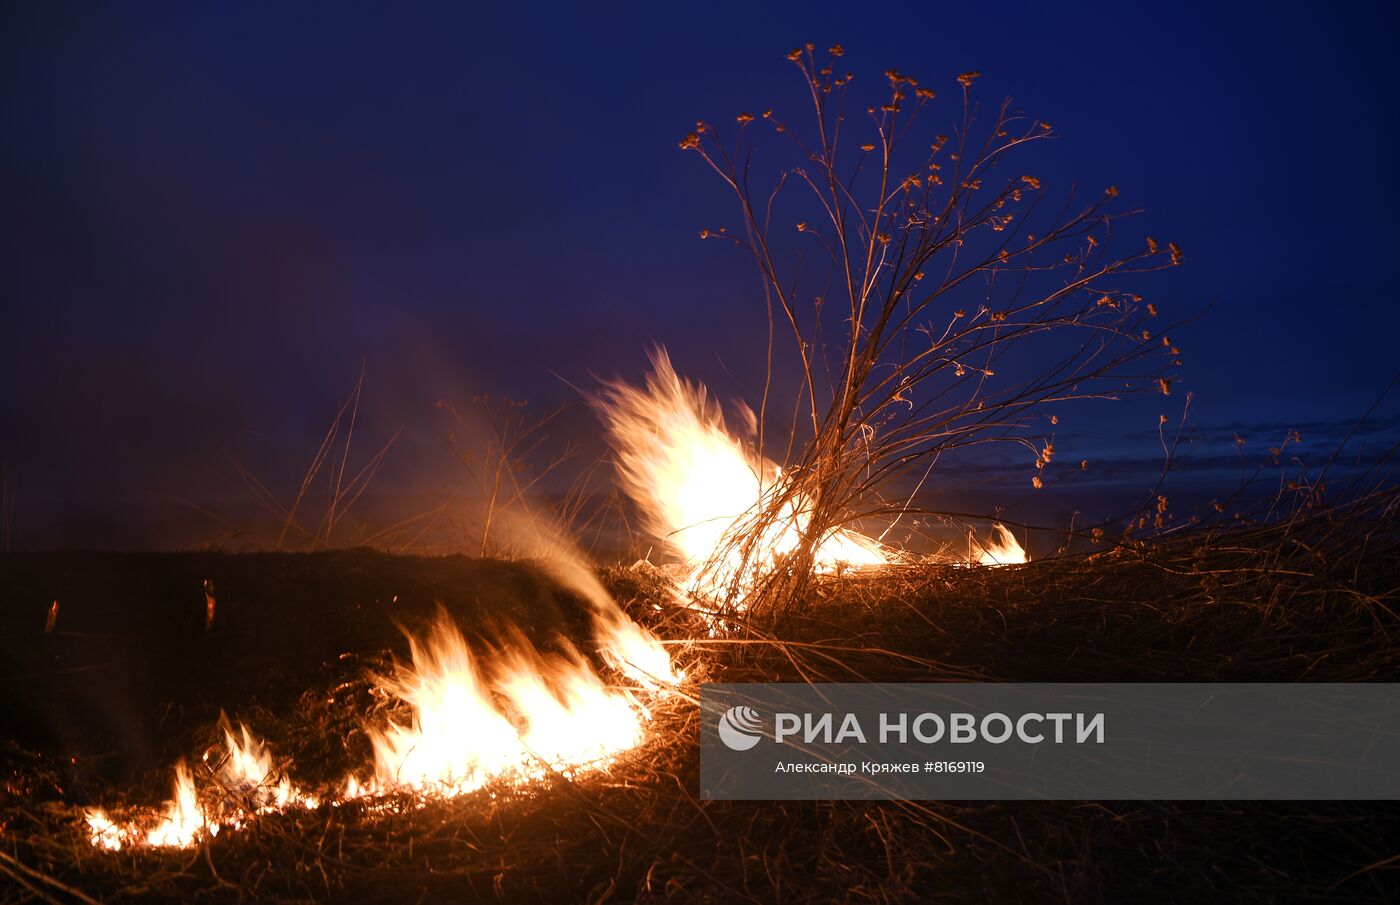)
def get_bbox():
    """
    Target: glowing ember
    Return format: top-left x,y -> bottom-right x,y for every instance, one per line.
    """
599,348 -> 886,603
359,610 -> 657,796
973,523 -> 1029,566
